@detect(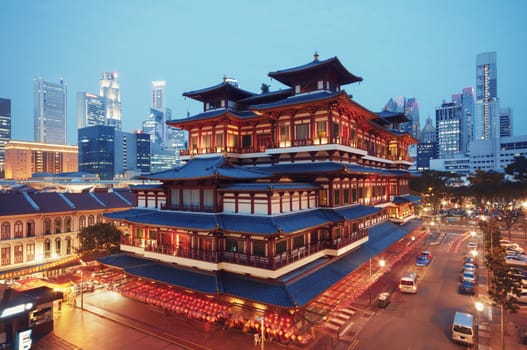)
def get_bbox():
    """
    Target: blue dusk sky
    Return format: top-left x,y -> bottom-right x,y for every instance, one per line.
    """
1,0 -> 526,145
